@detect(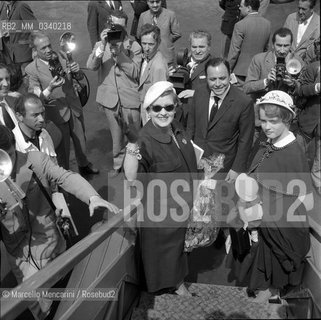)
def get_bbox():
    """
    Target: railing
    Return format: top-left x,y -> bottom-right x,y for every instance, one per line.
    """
1,200 -> 140,320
